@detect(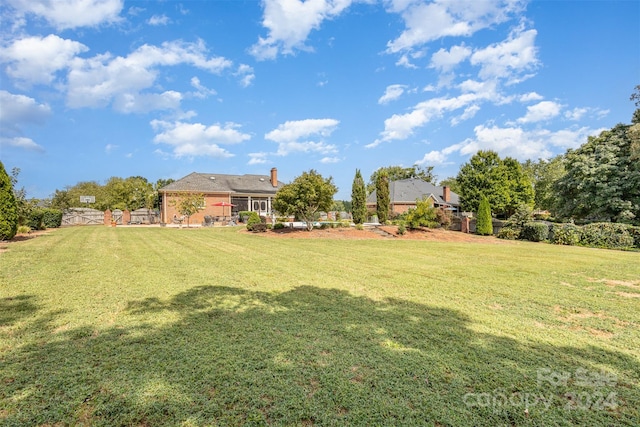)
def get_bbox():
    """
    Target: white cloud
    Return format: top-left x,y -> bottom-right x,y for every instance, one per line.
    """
519,92 -> 543,102
378,84 -> 407,104
320,156 -> 341,163
190,77 -> 217,98
66,40 -> 233,112
6,0 -> 124,30
248,152 -> 269,165
517,100 -> 562,124
235,64 -> 255,87
250,0 -> 355,60
265,118 -> 340,156
386,0 -> 525,53
470,27 -> 539,82
0,137 -> 45,152
0,91 -> 51,130
0,91 -> 50,151
429,44 -> 471,72
564,107 -> 609,121
419,124 -> 605,165
372,91 -> 492,146
148,14 -> 170,26
105,143 -> 118,153
450,104 -> 480,126
0,34 -> 88,86
113,91 -> 183,113
396,54 -> 418,69
151,120 -> 250,158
